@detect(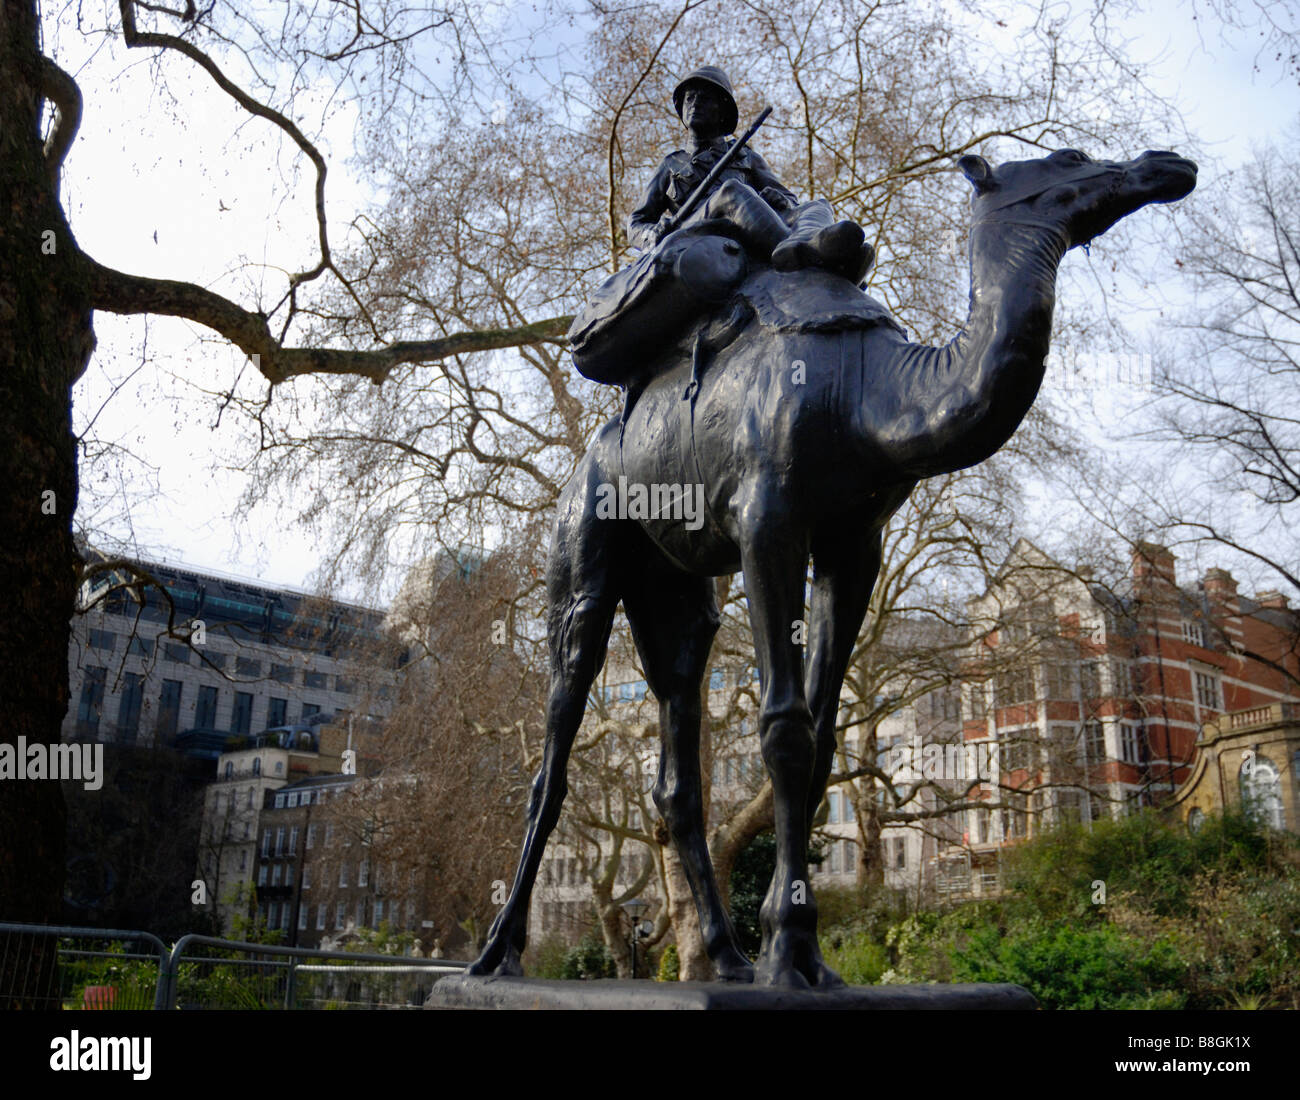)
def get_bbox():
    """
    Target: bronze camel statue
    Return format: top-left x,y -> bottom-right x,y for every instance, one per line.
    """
468,146 -> 1197,988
